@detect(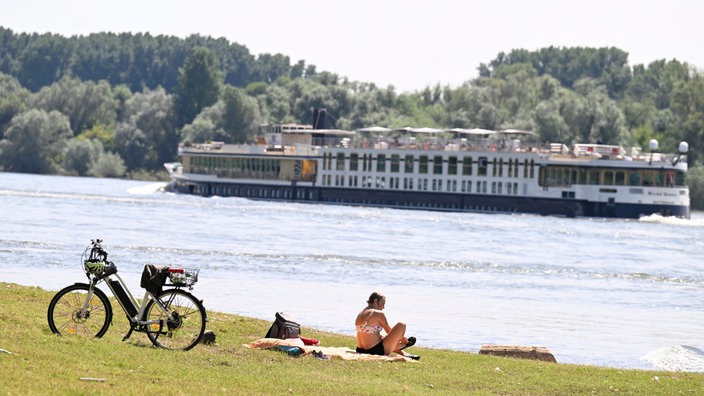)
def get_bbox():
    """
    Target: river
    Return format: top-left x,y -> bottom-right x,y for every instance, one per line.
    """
1,172 -> 703,372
